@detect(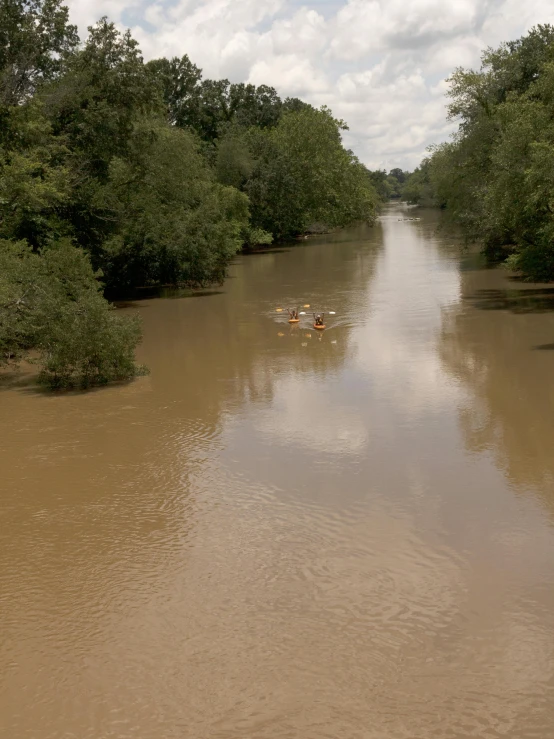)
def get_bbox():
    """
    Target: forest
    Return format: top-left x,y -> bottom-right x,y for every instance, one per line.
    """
0,0 -> 379,387
402,25 -> 554,282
